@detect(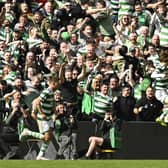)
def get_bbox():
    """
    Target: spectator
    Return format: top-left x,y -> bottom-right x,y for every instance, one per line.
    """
24,51 -> 38,76
57,41 -> 72,64
18,2 -> 31,16
0,40 -> 7,58
29,11 -> 43,31
133,1 -> 152,27
125,32 -> 141,50
26,26 -> 43,50
54,89 -> 63,106
149,4 -> 167,37
84,39 -> 98,61
22,75 -> 42,108
92,82 -> 113,121
3,65 -> 18,85
59,65 -> 85,118
54,103 -> 78,160
114,84 -> 136,121
40,1 -> 55,20
137,26 -> 150,49
146,44 -> 160,68
108,75 -> 121,98
111,45 -> 125,74
150,34 -> 160,52
93,0 -> 114,37
68,32 -> 82,56
14,14 -> 31,36
114,14 -> 131,43
0,51 -> 14,68
78,24 -> 94,45
81,74 -> 102,121
55,2 -> 74,28
133,60 -> 153,101
24,66 -> 37,81
134,86 -> 163,121
0,1 -> 16,27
